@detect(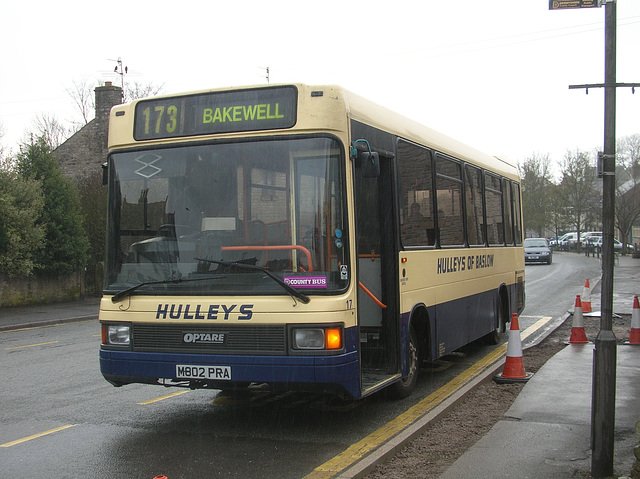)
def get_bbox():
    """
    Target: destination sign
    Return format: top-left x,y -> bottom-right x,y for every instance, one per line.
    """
134,86 -> 298,140
549,0 -> 600,9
